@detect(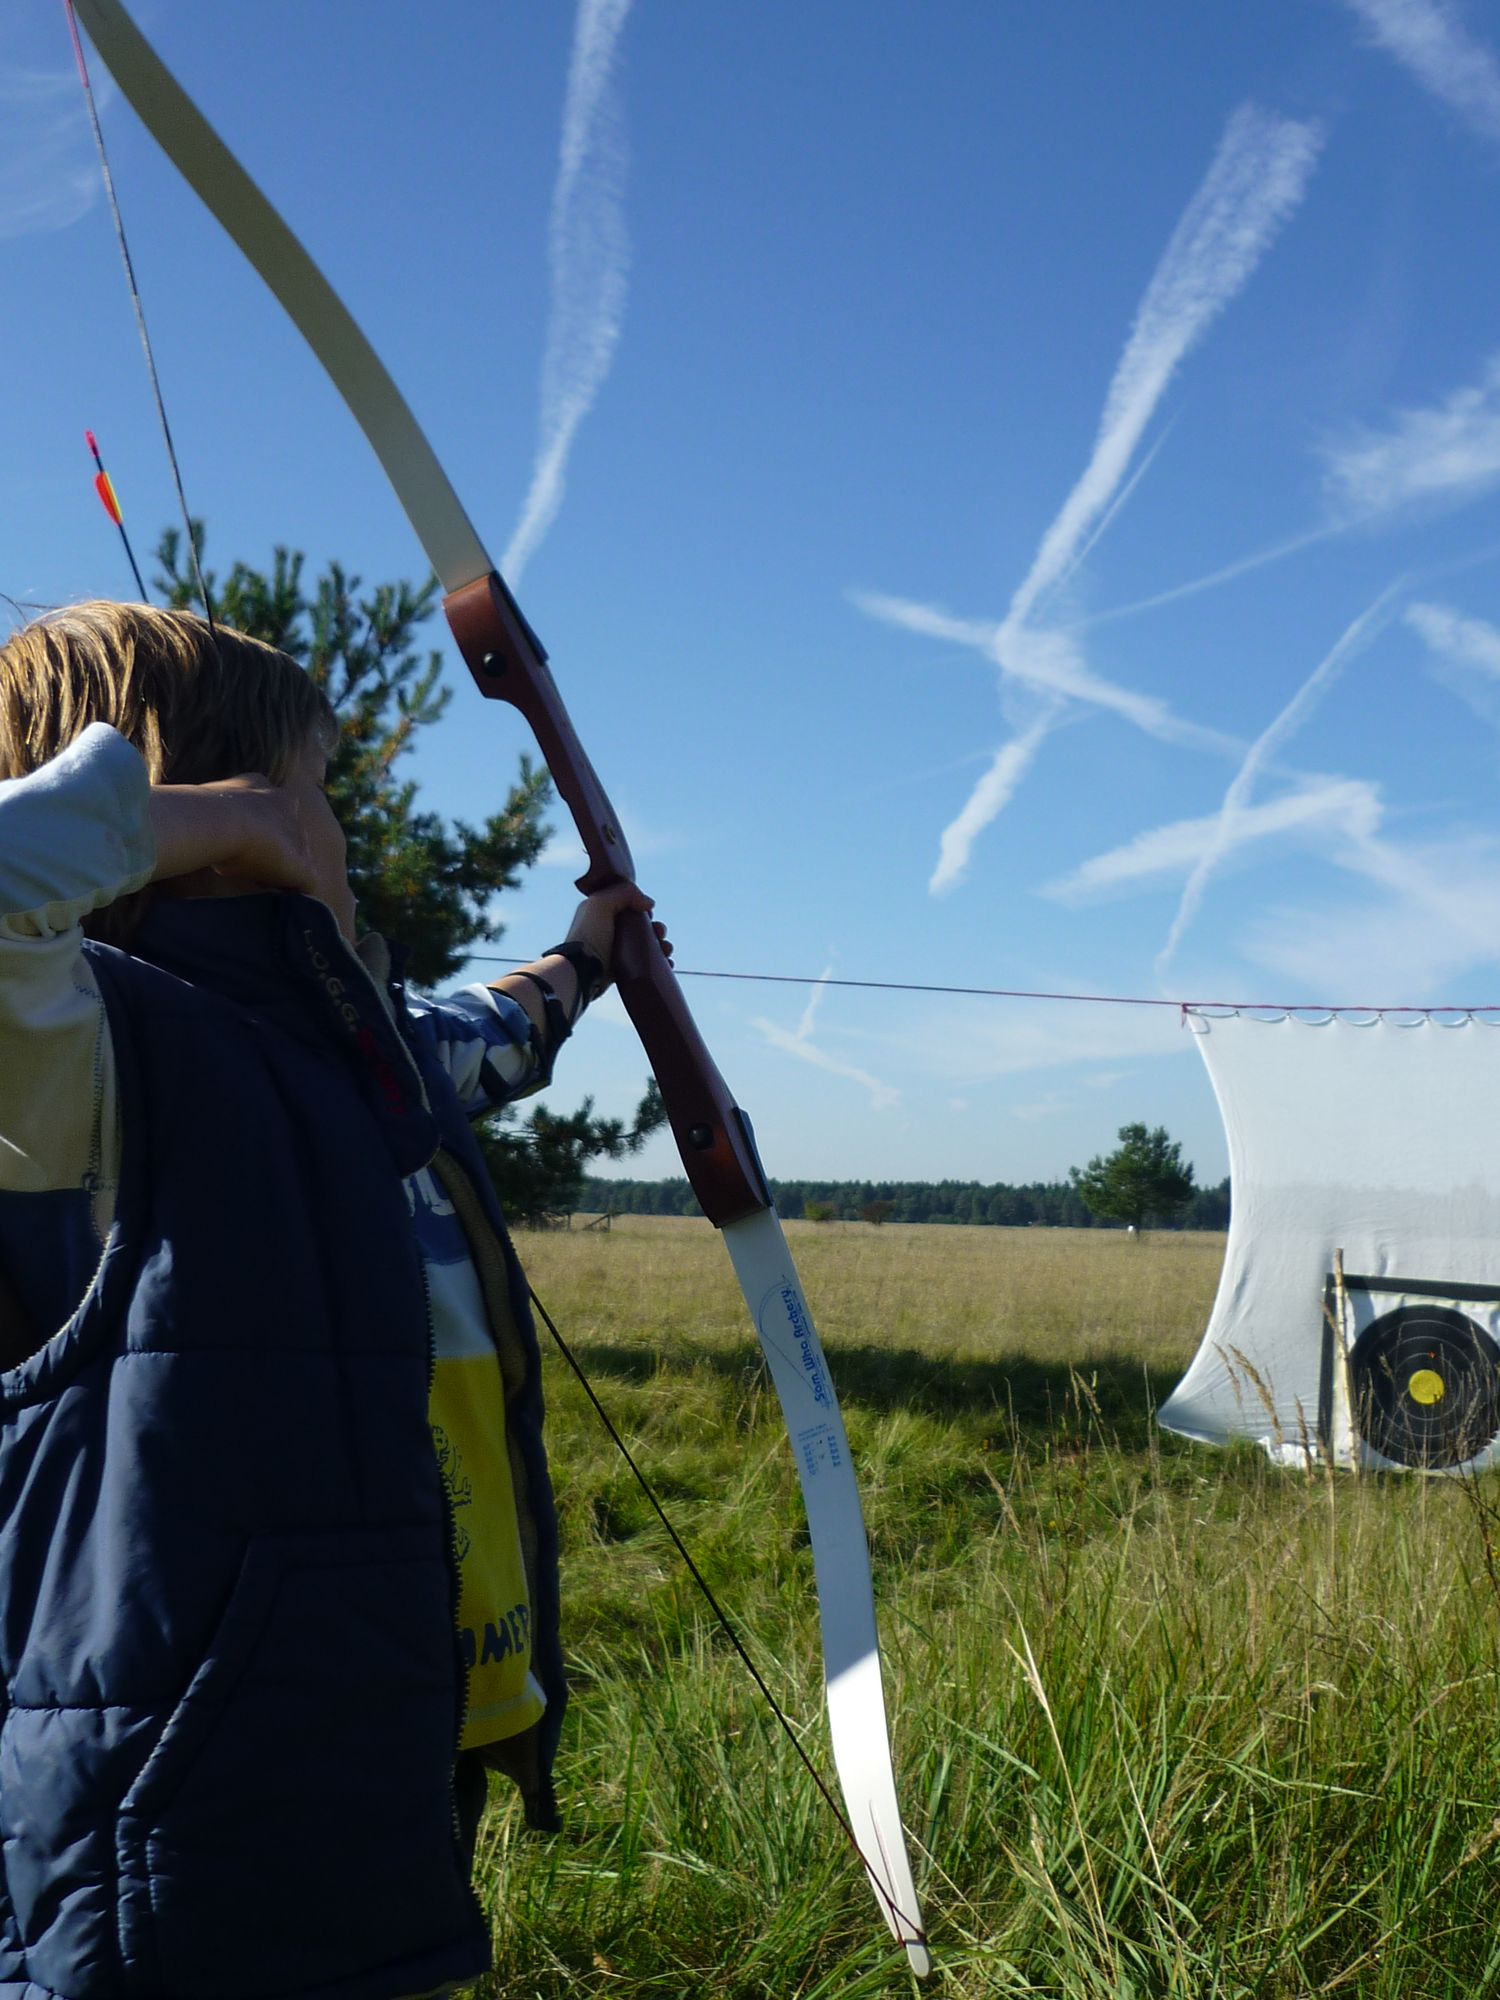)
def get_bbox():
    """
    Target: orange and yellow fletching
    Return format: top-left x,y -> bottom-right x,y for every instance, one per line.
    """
93,469 -> 124,527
